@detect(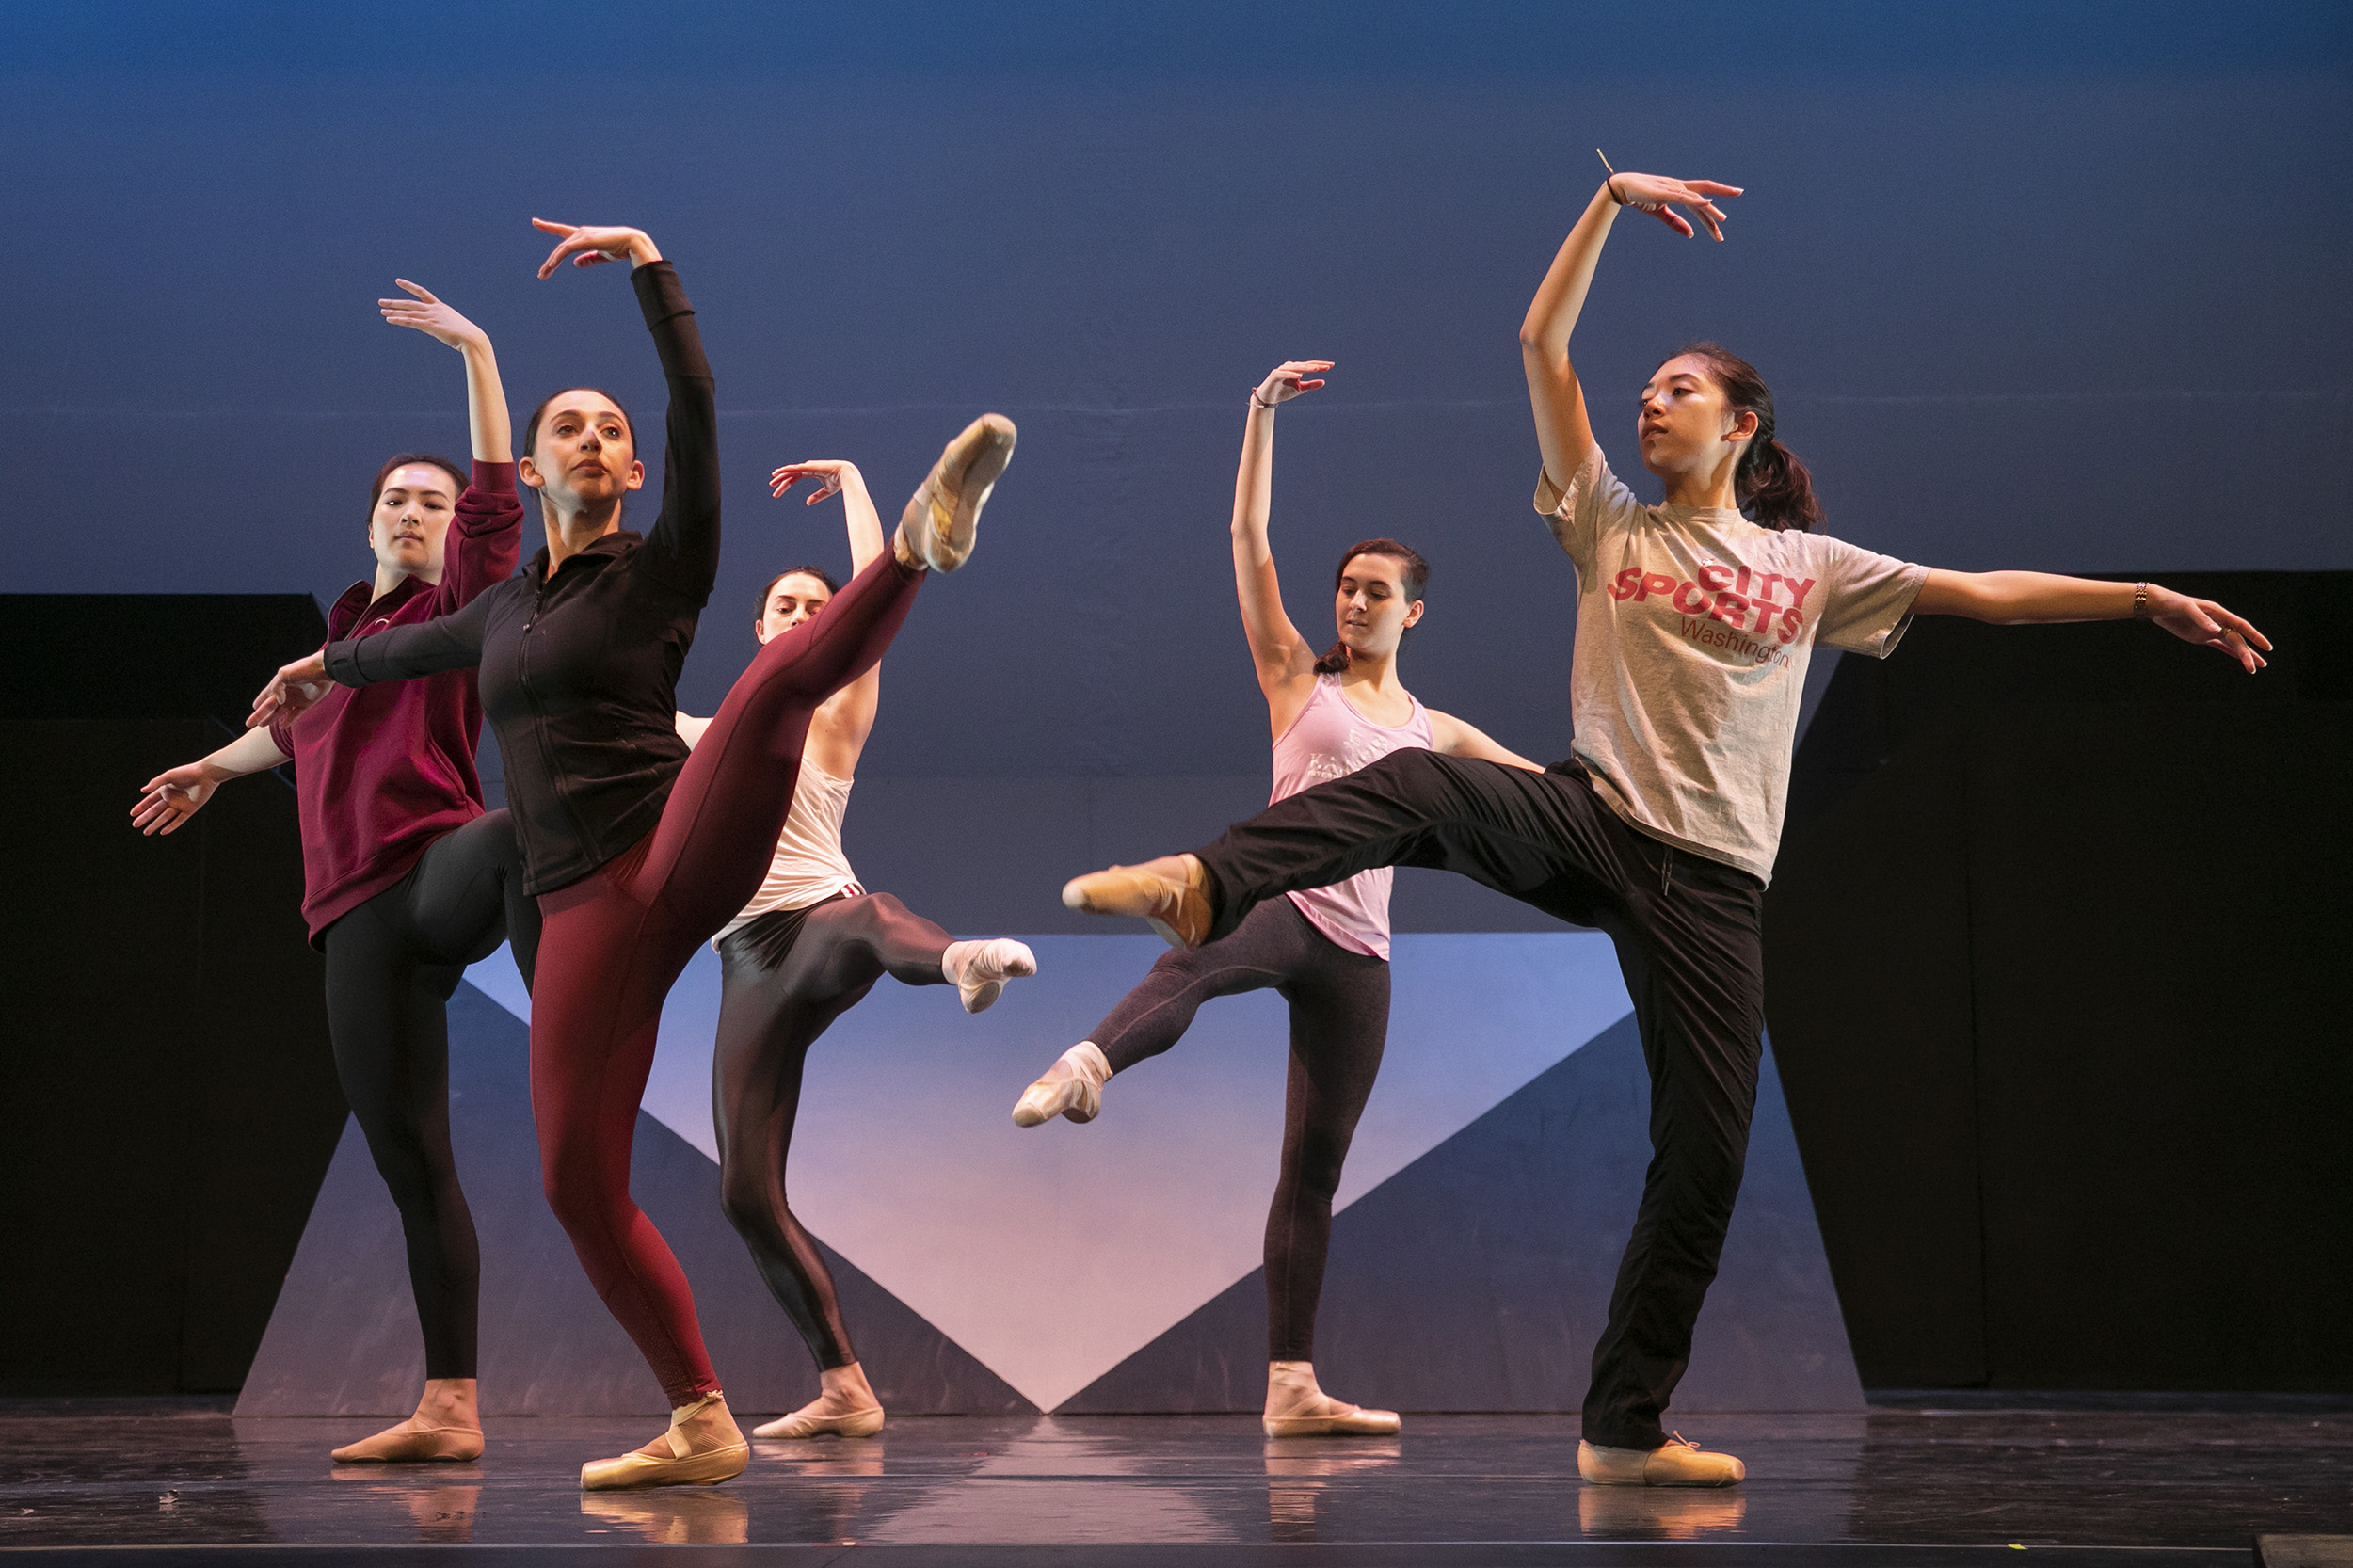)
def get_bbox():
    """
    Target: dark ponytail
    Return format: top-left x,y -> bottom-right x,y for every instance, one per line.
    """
1667,343 -> 1824,533
1315,538 -> 1430,675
